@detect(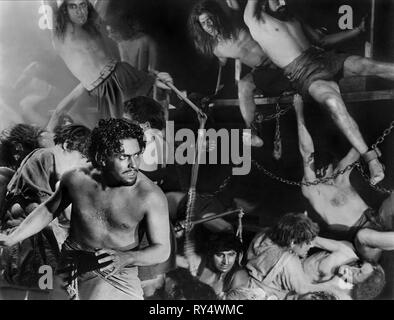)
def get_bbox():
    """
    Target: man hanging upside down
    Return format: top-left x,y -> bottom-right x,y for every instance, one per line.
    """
42,0 -> 172,120
0,119 -> 171,300
294,94 -> 394,263
243,0 -> 394,185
